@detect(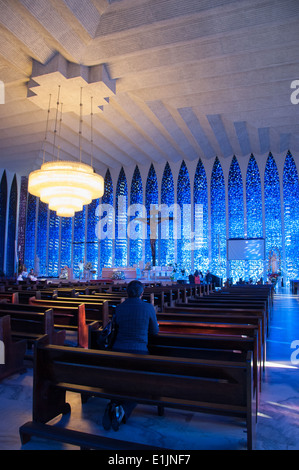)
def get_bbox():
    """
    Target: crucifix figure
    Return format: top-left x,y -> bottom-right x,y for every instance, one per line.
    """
135,205 -> 175,266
